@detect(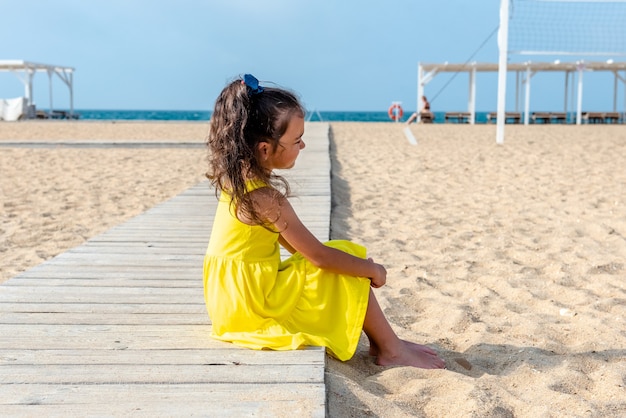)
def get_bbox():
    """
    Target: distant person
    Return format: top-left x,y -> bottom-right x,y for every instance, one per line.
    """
203,74 -> 445,369
406,96 -> 433,124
